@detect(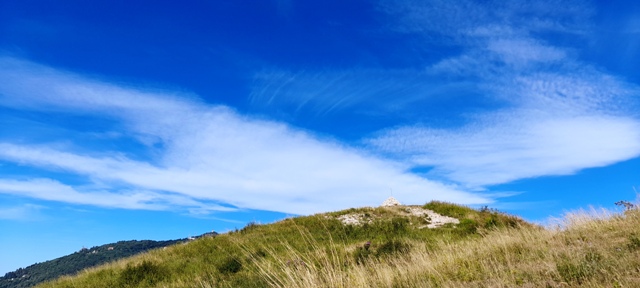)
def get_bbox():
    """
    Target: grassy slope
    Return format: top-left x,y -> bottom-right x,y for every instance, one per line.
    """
38,202 -> 640,287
